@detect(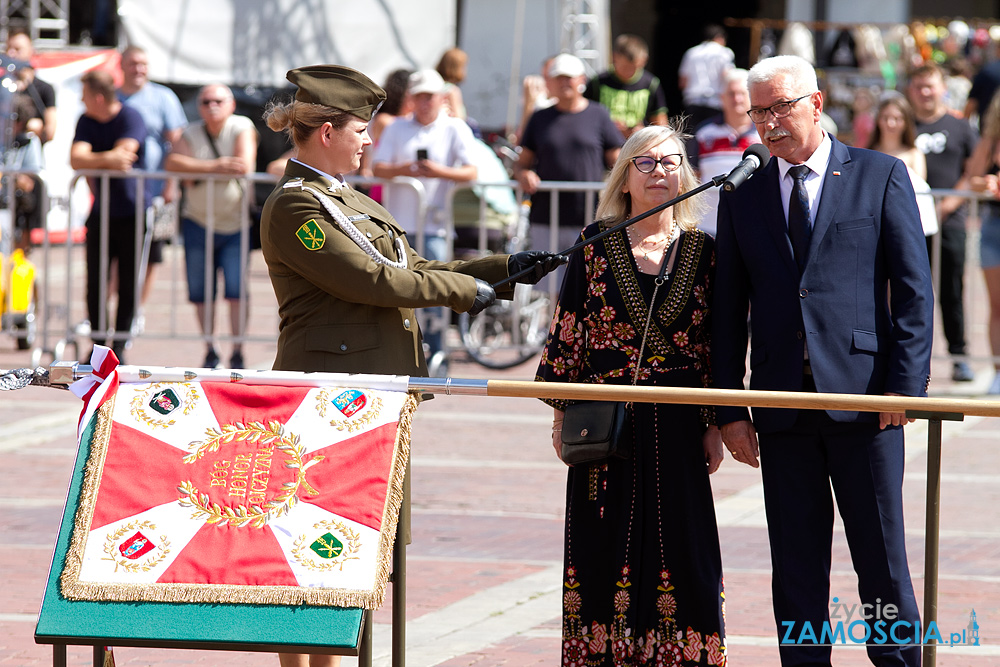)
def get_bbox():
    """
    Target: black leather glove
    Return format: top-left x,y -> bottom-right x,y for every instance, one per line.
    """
507,251 -> 569,285
467,279 -> 497,316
